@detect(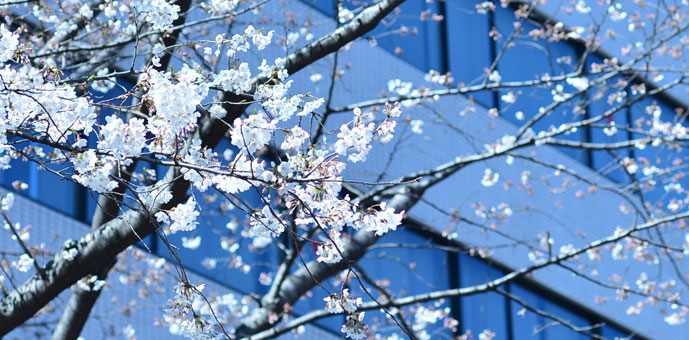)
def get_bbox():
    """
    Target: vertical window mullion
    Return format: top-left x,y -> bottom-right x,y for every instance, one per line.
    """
448,252 -> 463,335
489,2 -> 500,111
505,283 -> 514,340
